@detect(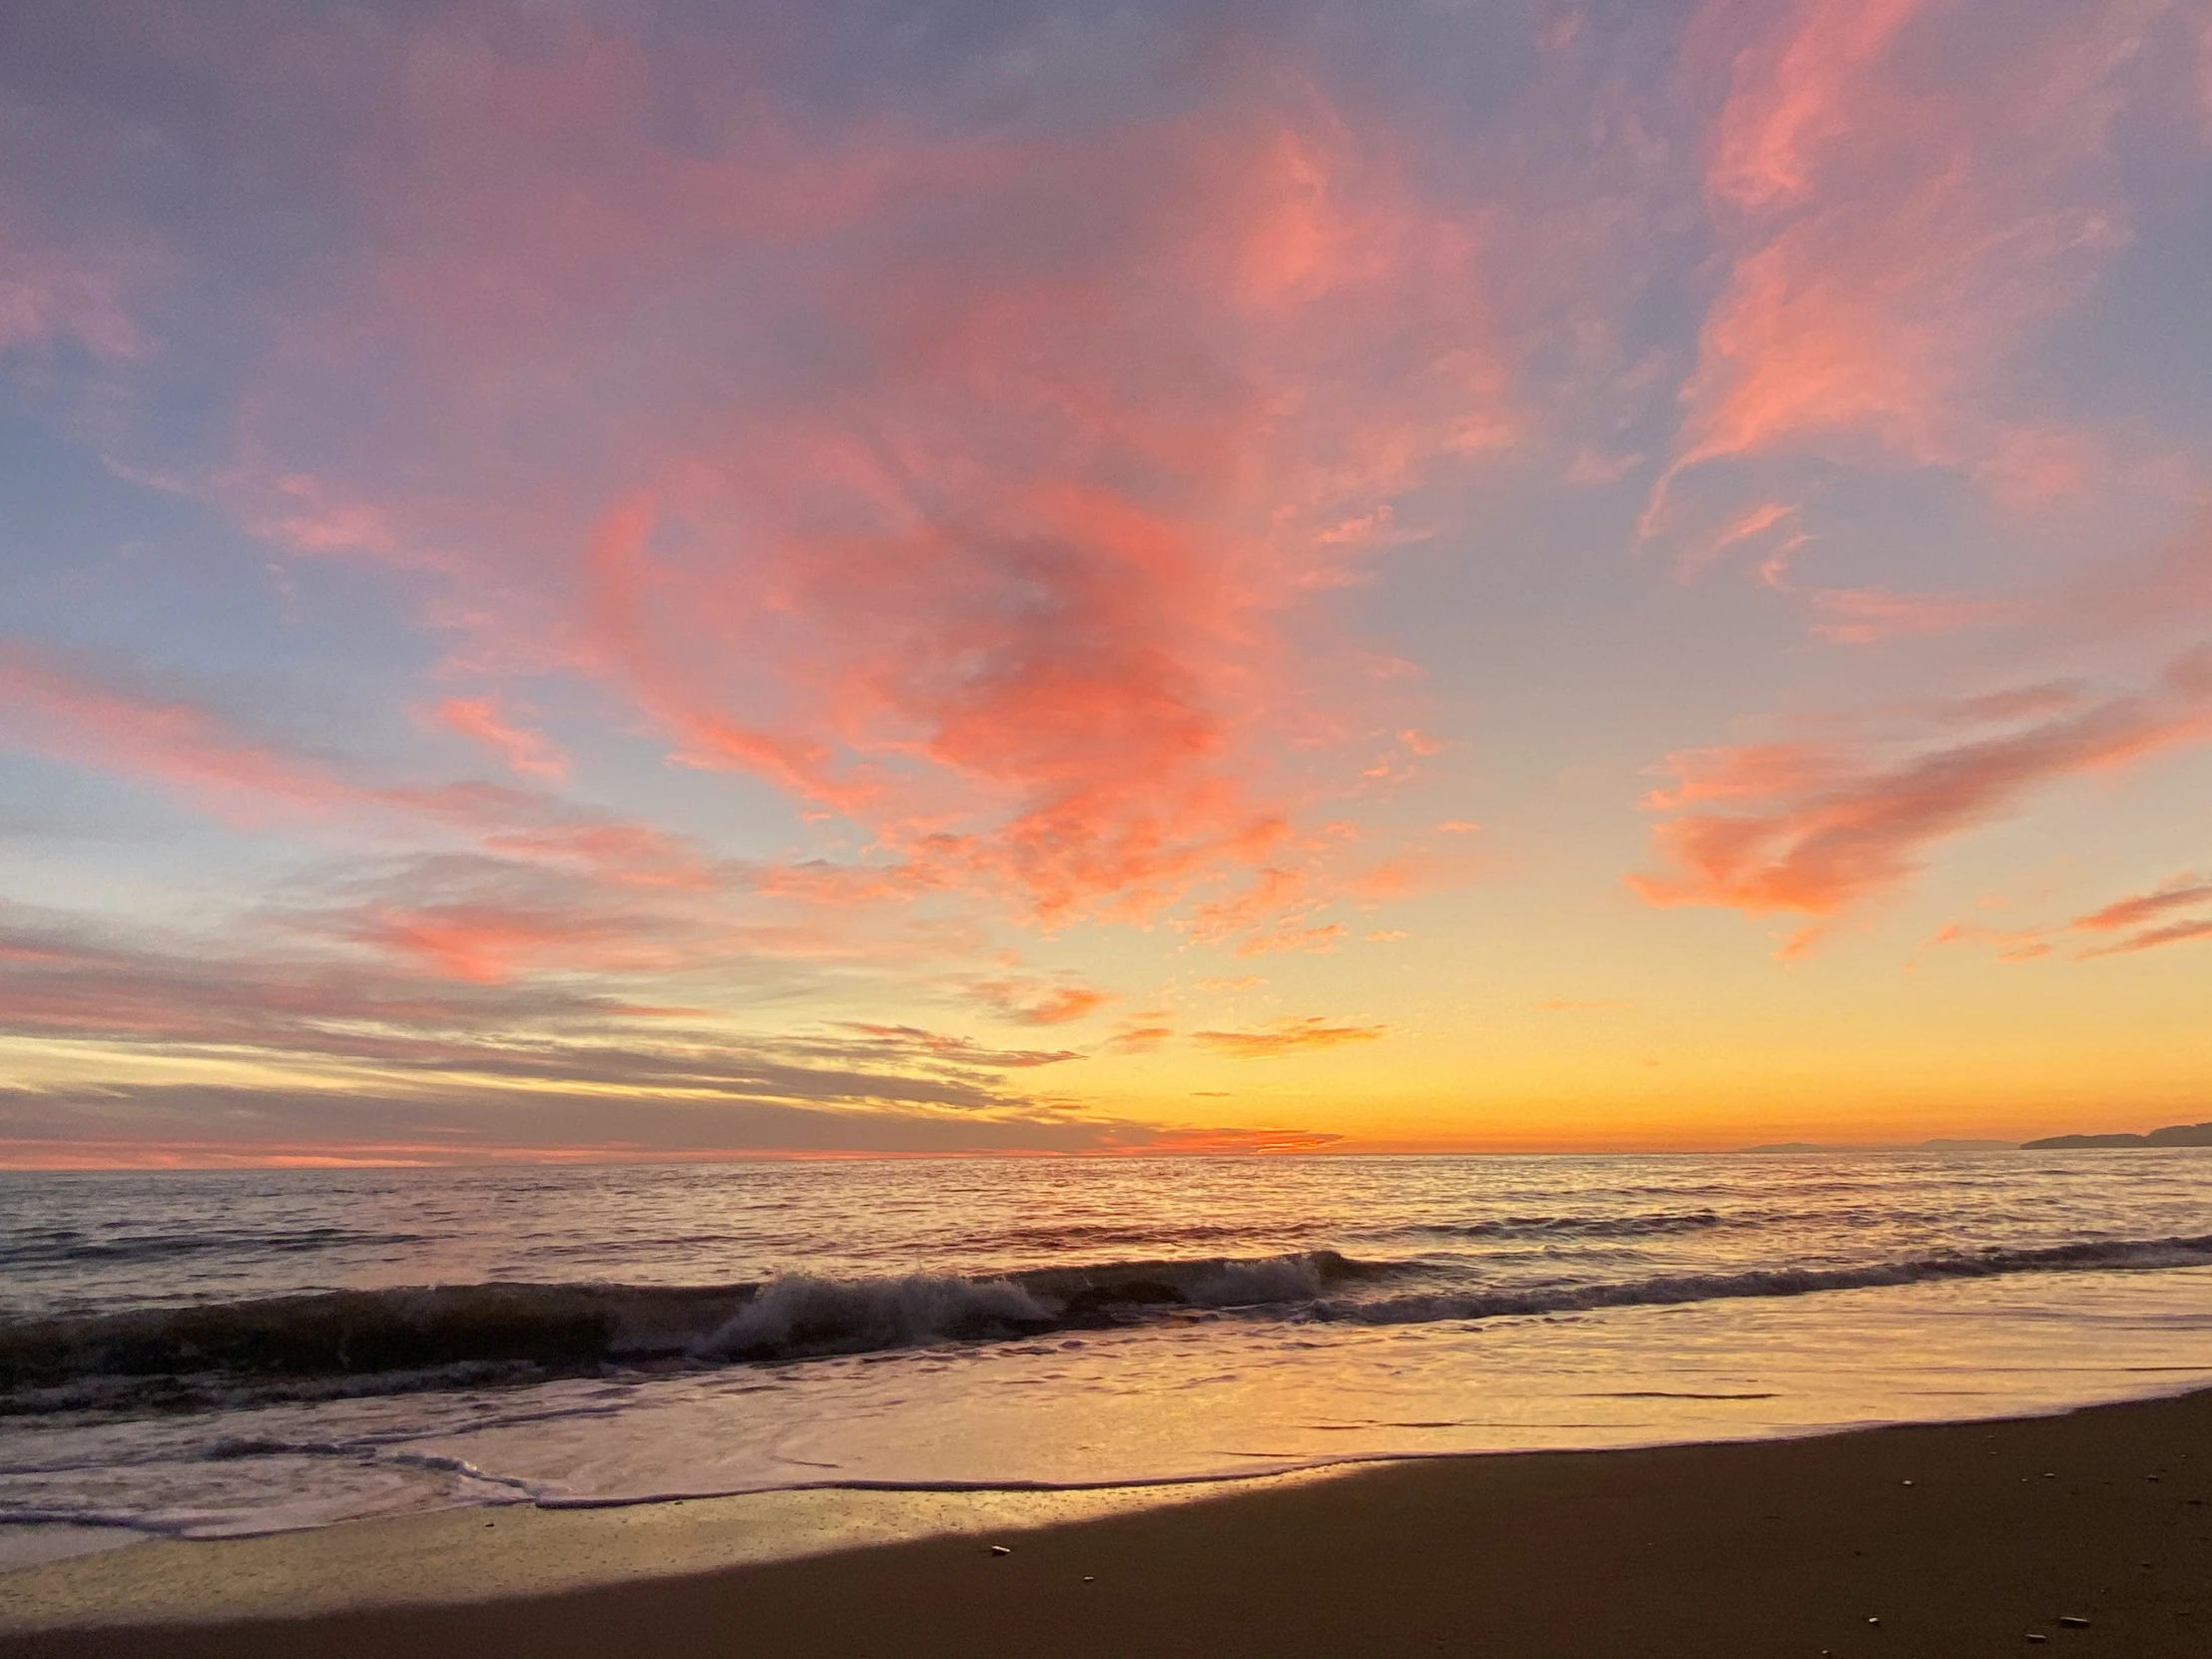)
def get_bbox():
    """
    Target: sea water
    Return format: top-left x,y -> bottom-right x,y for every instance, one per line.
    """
4,1151 -> 2211,1561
